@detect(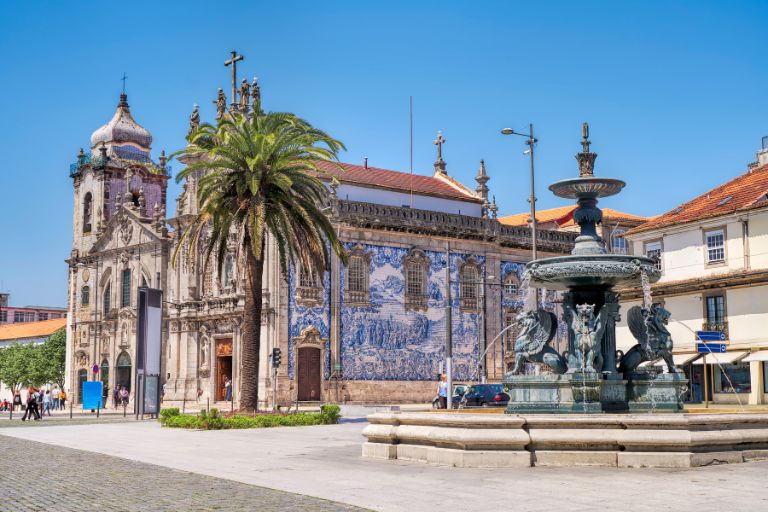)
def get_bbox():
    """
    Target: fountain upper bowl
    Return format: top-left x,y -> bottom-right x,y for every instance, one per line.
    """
549,176 -> 626,199
526,254 -> 660,291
